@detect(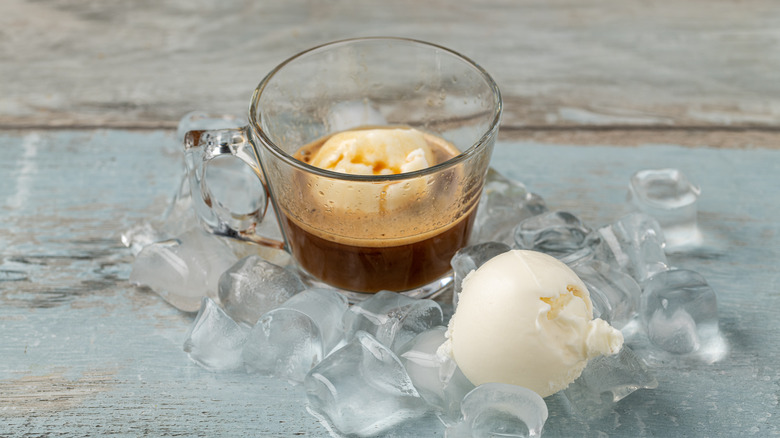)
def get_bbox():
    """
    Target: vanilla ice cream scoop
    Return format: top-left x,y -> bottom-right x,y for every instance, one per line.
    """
310,128 -> 435,176
304,127 -> 439,214
438,250 -> 624,398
